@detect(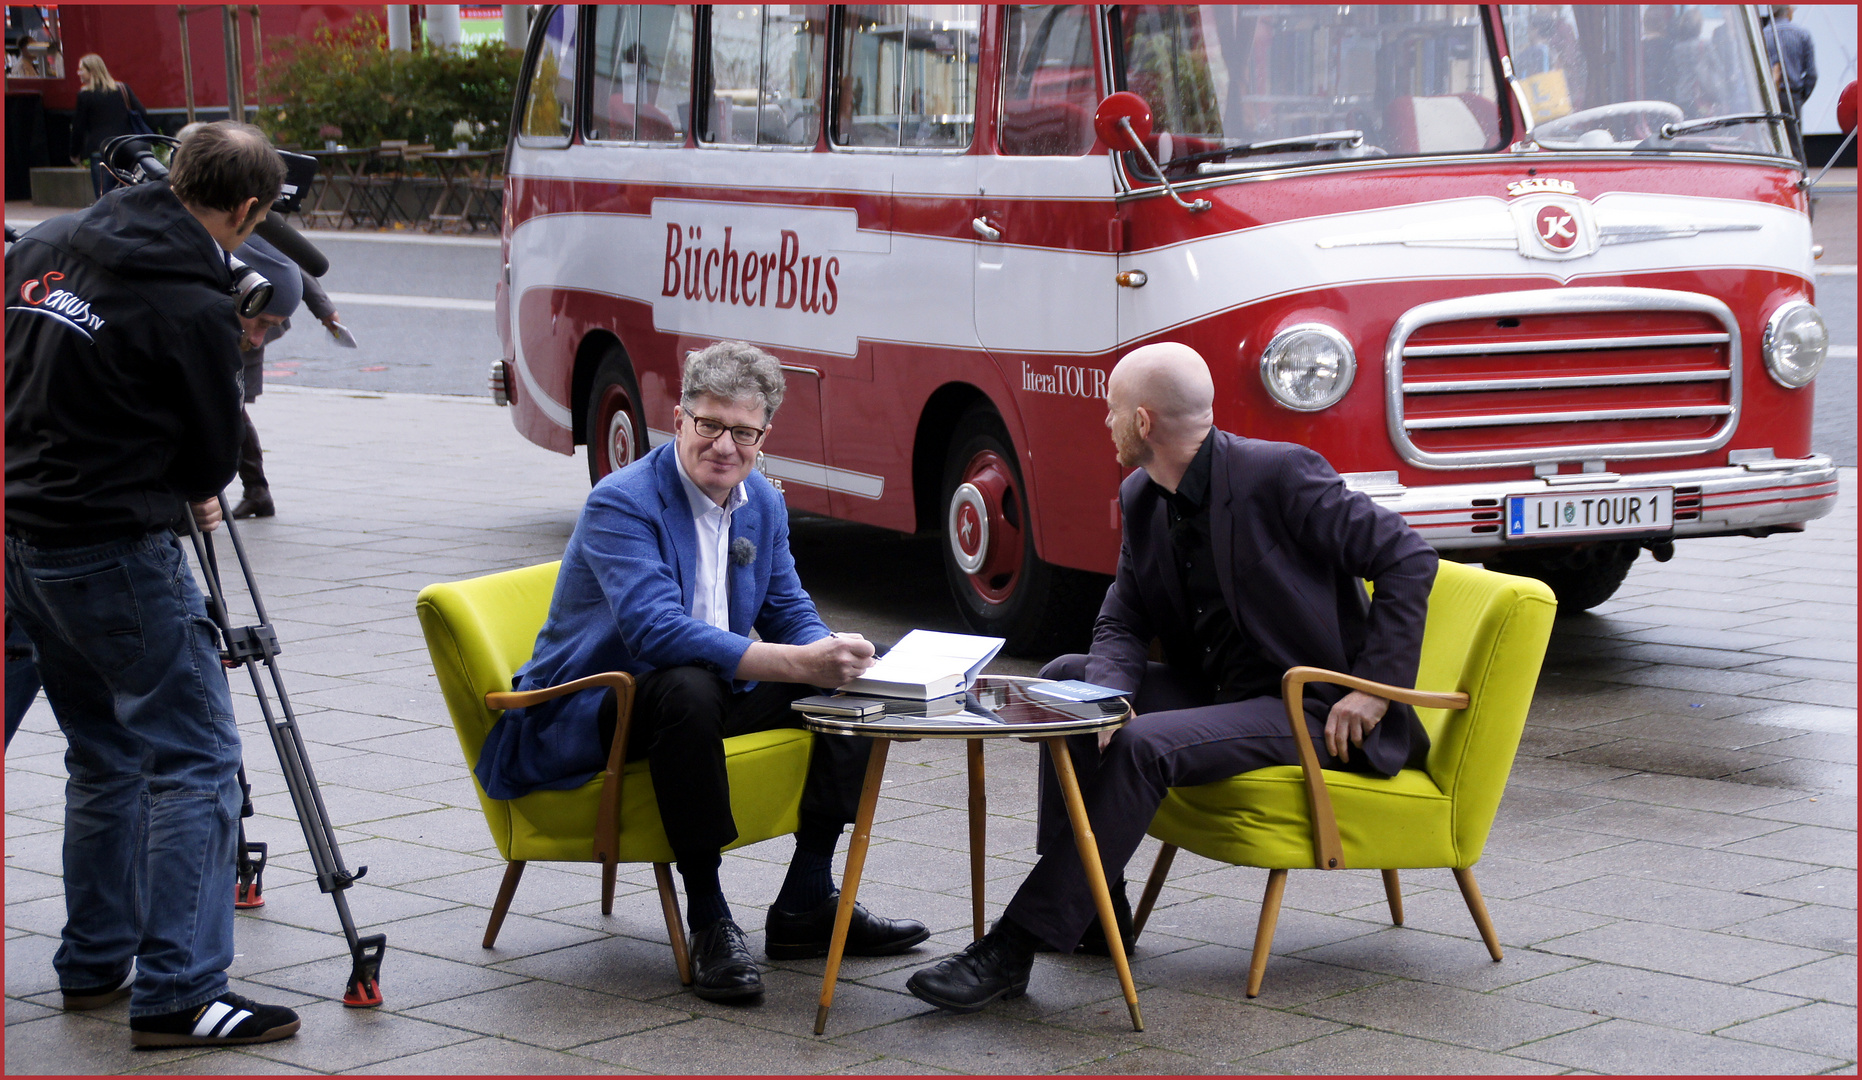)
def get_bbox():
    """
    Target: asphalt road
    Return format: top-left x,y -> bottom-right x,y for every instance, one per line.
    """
271,219 -> 1858,468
